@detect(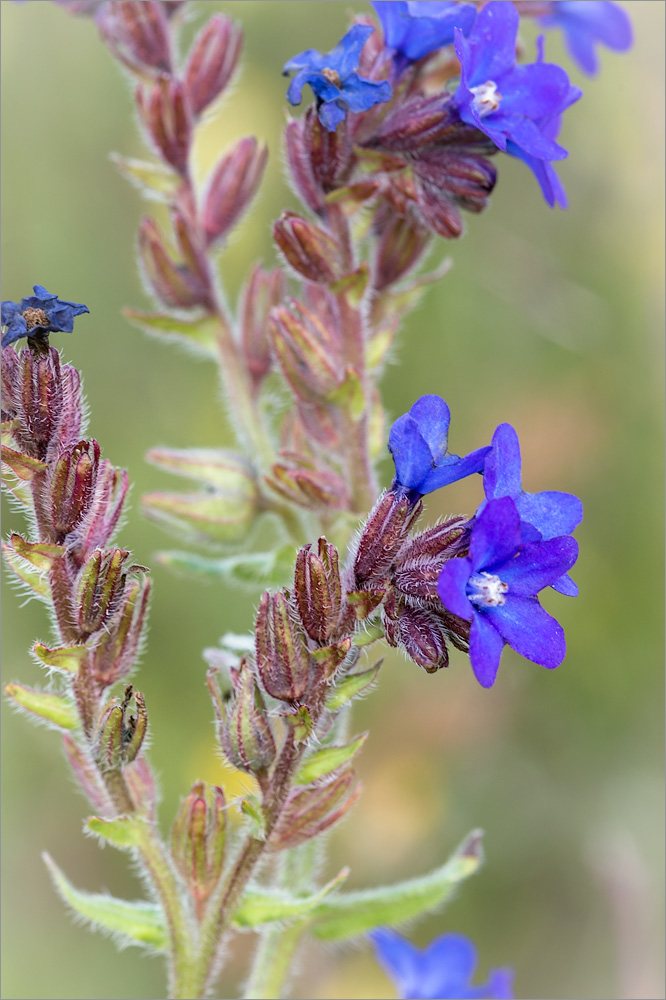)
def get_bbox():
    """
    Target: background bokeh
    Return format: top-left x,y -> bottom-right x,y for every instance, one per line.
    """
1,2 -> 664,998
